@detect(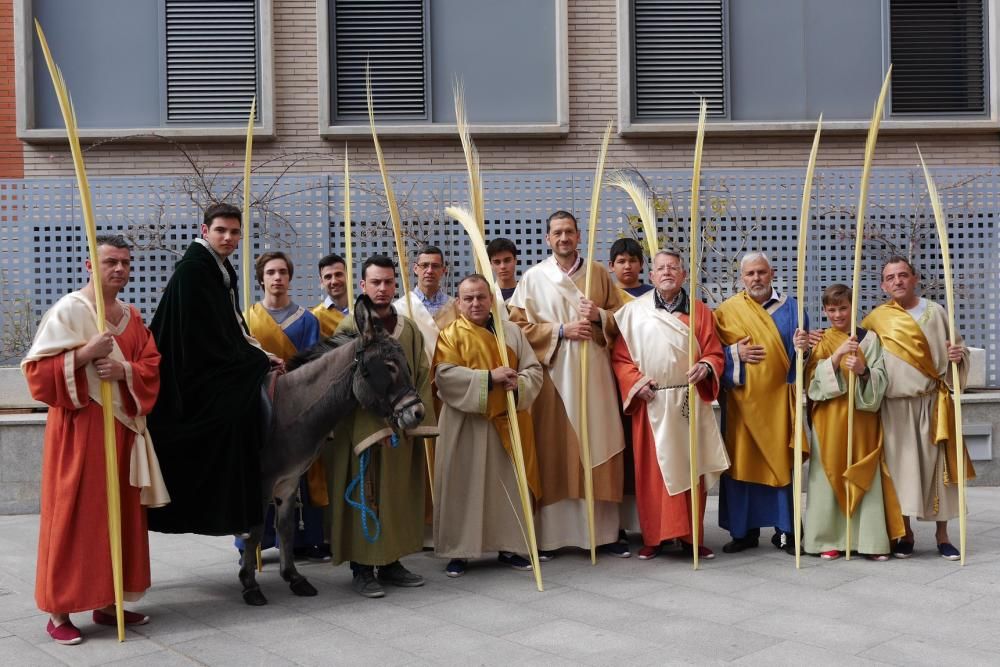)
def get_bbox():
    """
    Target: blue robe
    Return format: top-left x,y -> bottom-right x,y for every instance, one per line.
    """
718,293 -> 807,539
